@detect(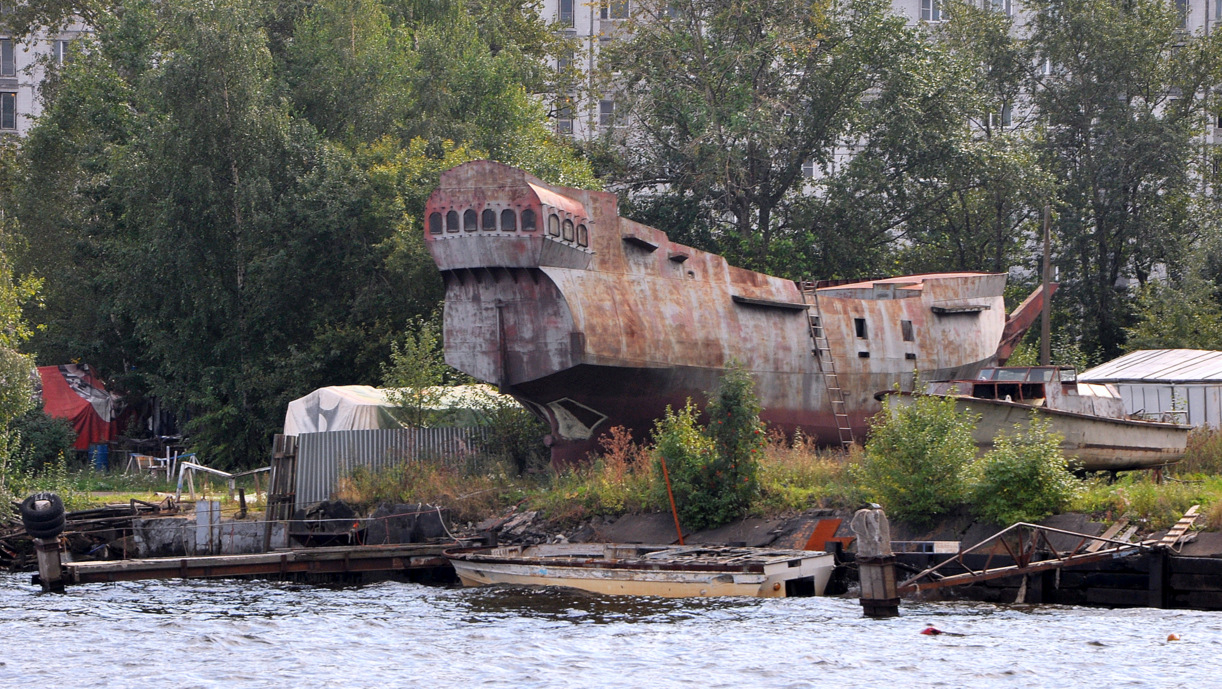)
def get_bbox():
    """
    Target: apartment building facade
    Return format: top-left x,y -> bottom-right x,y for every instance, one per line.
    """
541,0 -> 1220,140
0,10 -> 88,138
